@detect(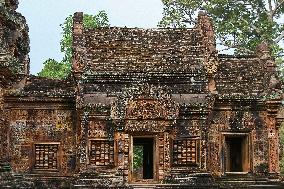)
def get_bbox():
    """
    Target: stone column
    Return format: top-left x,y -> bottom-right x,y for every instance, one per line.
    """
164,132 -> 170,177
266,100 -> 282,175
0,88 -> 11,172
0,87 -> 5,164
78,109 -> 89,171
158,133 -> 164,180
116,132 -> 129,182
267,115 -> 279,174
72,12 -> 85,76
